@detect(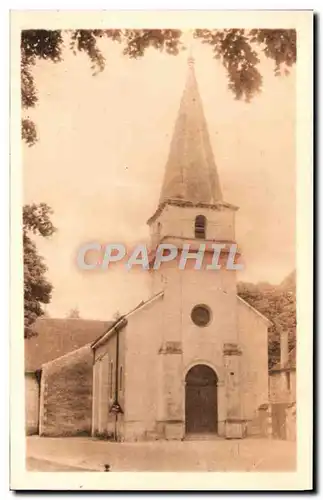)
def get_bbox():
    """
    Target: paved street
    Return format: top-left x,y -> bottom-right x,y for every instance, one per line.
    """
26,436 -> 296,472
26,457 -> 96,472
